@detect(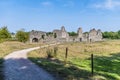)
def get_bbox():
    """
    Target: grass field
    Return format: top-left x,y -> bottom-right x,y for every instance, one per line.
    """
0,41 -> 44,80
28,40 -> 120,80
